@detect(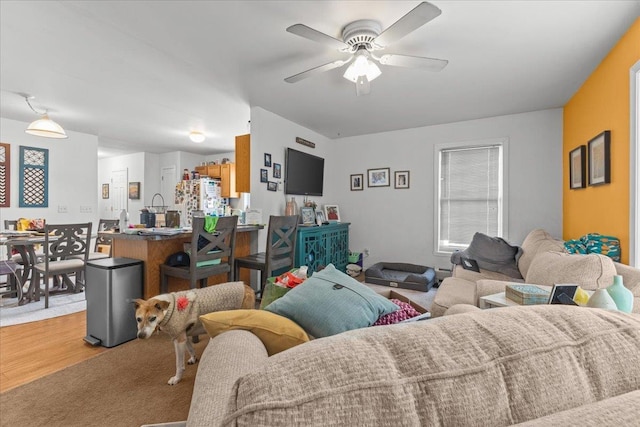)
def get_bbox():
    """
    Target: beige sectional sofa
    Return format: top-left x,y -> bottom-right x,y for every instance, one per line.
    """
431,229 -> 640,317
146,302 -> 640,426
